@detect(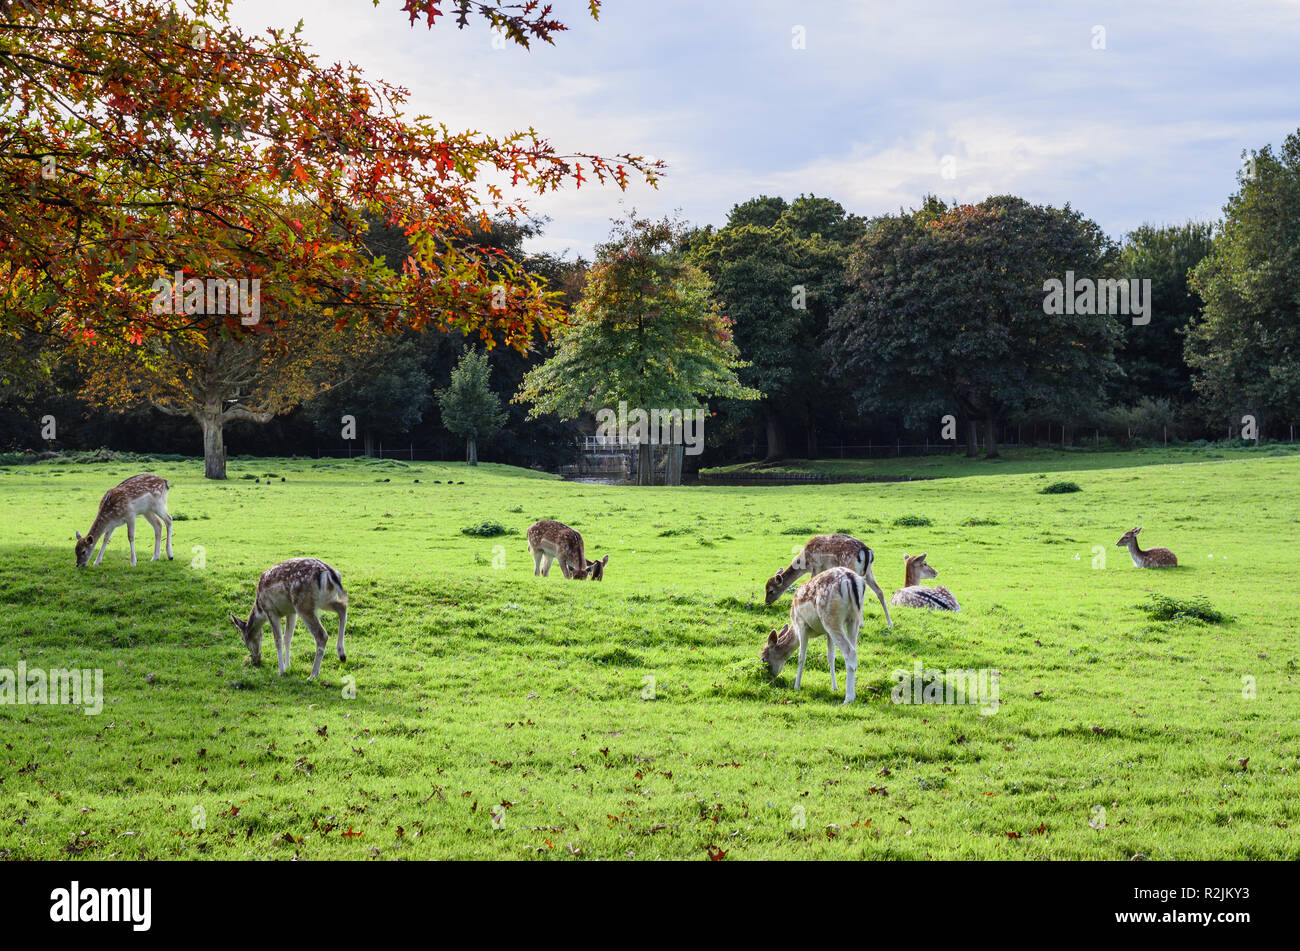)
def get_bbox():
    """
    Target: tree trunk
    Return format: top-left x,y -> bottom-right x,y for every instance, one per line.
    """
200,408 -> 226,480
763,404 -> 787,462
965,419 -> 980,457
466,437 -> 478,466
636,438 -> 653,486
984,418 -> 999,458
665,419 -> 684,485
363,430 -> 376,458
806,423 -> 818,459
